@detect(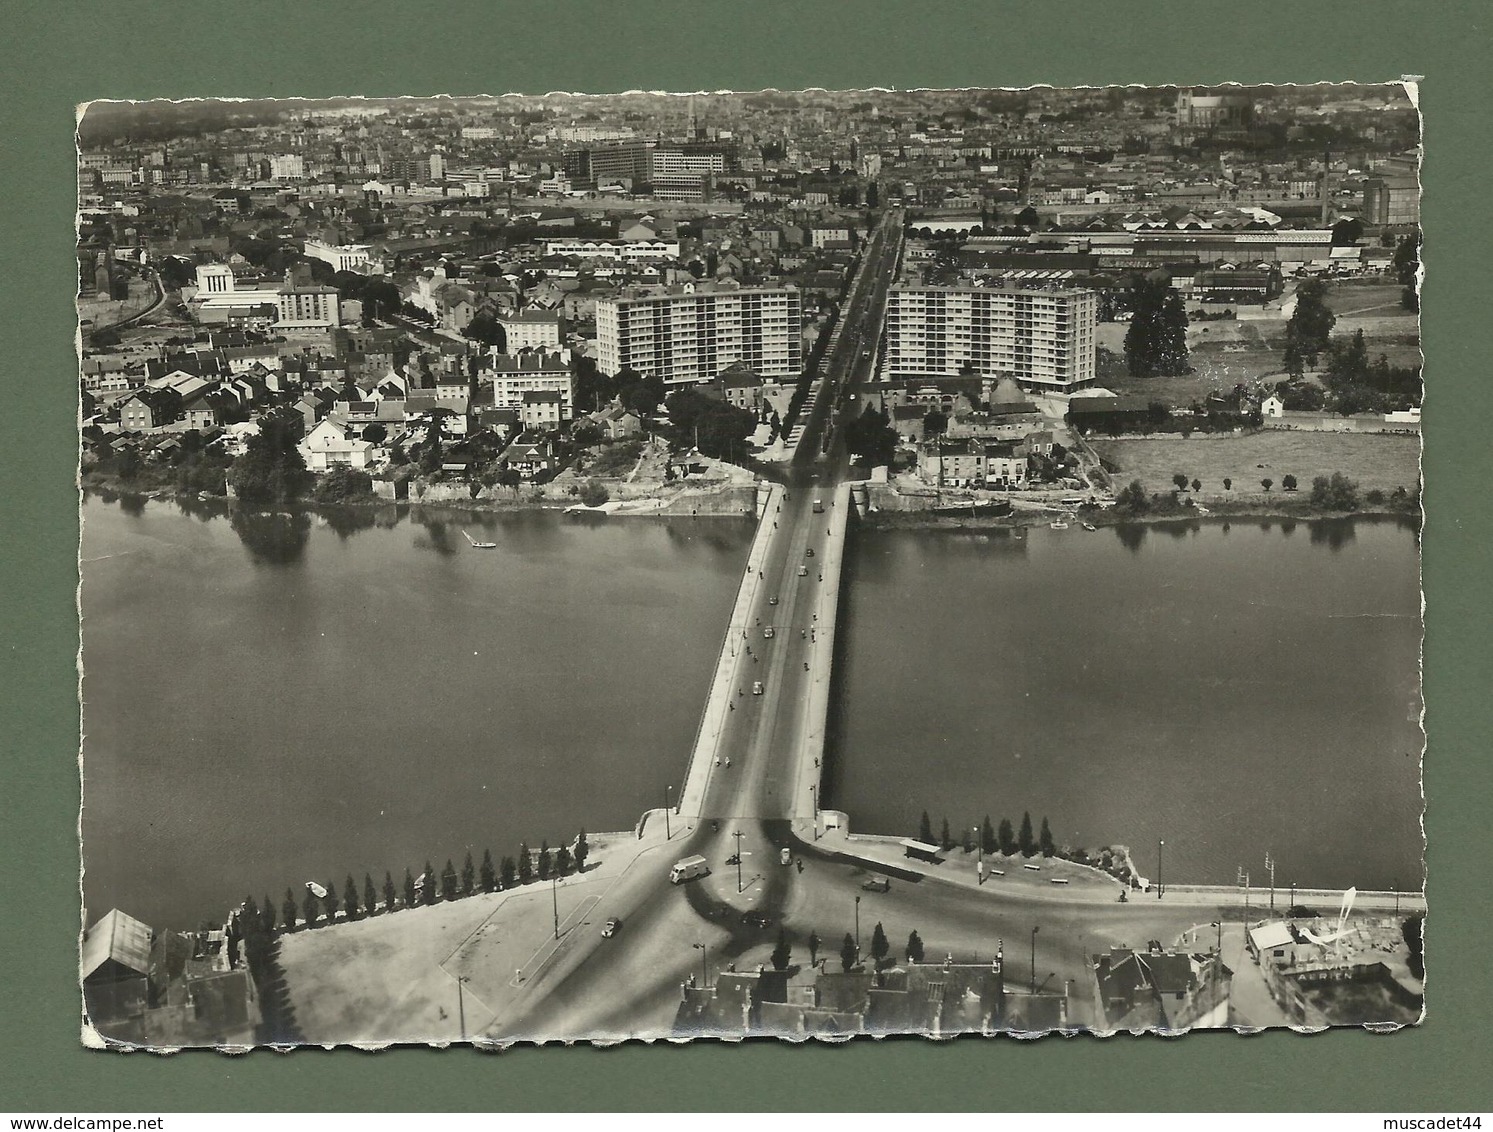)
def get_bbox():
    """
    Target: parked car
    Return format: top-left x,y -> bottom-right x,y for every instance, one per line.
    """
752,681 -> 764,695
861,876 -> 891,893
601,917 -> 623,938
764,626 -> 775,638
798,565 -> 808,576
